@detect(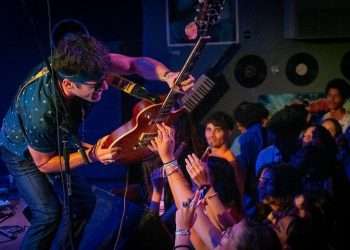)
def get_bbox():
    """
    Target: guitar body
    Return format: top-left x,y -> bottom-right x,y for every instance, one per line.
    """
103,98 -> 185,165
102,1 -> 226,165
